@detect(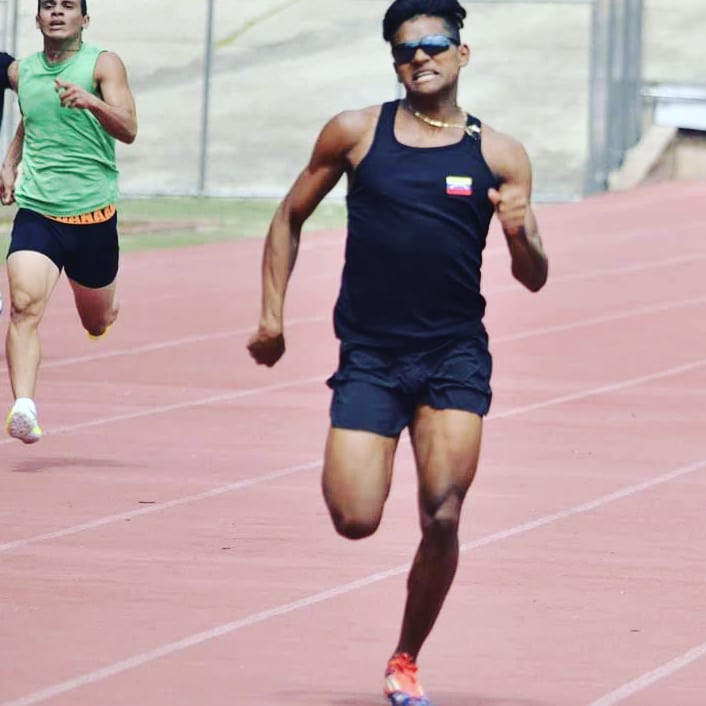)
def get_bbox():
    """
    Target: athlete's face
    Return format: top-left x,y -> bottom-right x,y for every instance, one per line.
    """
36,0 -> 88,42
391,15 -> 469,97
